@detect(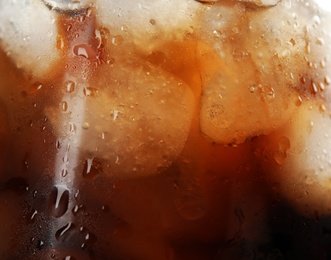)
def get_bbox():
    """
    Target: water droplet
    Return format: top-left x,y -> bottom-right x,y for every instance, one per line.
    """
56,35 -> 65,50
56,140 -> 61,150
274,137 -> 290,165
249,84 -> 256,93
69,122 -> 76,134
273,151 -> 287,165
316,37 -> 325,45
73,44 -> 98,60
29,82 -> 43,94
82,122 -> 90,130
320,104 -> 327,112
295,95 -> 303,106
37,240 -> 44,249
174,190 -> 206,221
111,35 -> 123,46
83,87 -> 98,97
63,153 -> 69,163
74,190 -> 80,200
260,84 -> 275,102
101,205 -> 110,213
65,81 -> 76,93
27,209 -> 38,224
72,204 -> 85,216
61,169 -> 68,177
49,185 -> 70,218
82,157 -> 102,179
95,29 -> 102,48
62,101 -> 68,112
55,222 -> 76,242
113,110 -> 119,121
